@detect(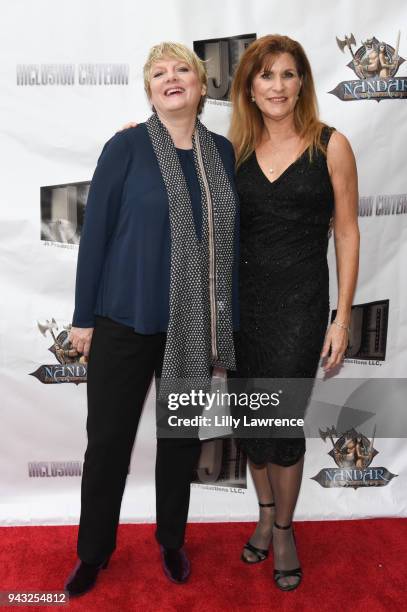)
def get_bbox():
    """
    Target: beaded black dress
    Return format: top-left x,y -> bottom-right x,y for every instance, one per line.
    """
235,127 -> 335,466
